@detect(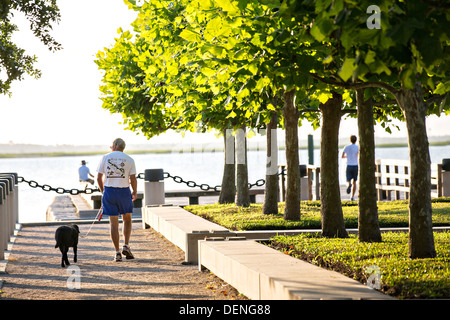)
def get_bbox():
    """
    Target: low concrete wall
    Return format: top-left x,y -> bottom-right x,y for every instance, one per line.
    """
143,205 -> 448,300
142,205 -> 338,263
198,238 -> 392,300
142,205 -> 395,300
143,205 -> 236,263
